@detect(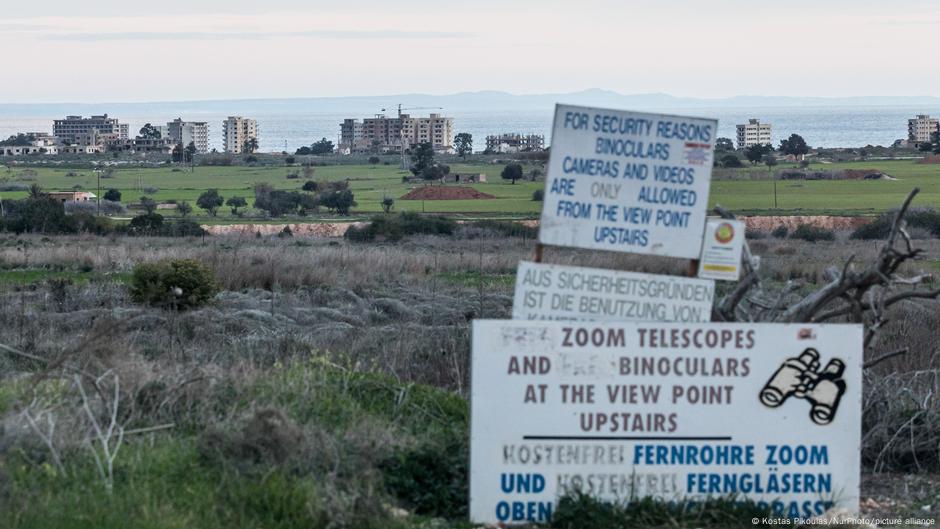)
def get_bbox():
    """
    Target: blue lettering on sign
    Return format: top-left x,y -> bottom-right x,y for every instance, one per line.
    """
653,165 -> 695,185
500,473 -> 546,493
637,186 -> 697,207
594,226 -> 649,247
495,501 -> 553,522
595,138 -> 670,161
556,200 -> 592,219
562,156 -> 620,177
563,112 -> 589,130
549,177 -> 575,195
592,114 -> 654,136
622,163 -> 649,180
656,120 -> 713,142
